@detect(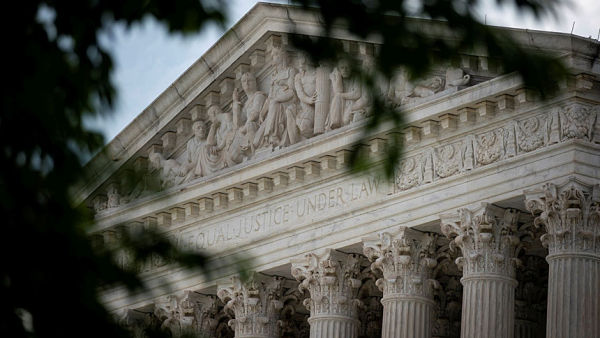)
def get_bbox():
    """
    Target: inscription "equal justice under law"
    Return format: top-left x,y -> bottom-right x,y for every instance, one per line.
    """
179,175 -> 383,251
